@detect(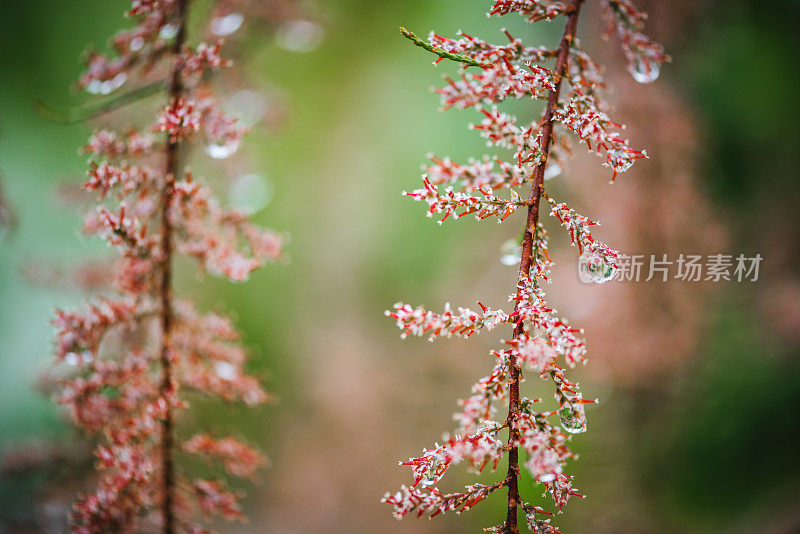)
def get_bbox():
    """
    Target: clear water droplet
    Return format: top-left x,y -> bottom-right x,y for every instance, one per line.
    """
228,173 -> 273,214
500,238 -> 521,266
205,139 -> 240,159
224,89 -> 267,128
214,361 -> 237,380
64,350 -> 93,366
608,150 -> 634,174
244,390 -> 261,405
558,396 -> 587,434
578,252 -> 616,284
422,472 -> 436,486
210,12 -> 244,36
631,57 -> 660,84
275,19 -> 323,53
85,73 -> 127,95
159,23 -> 179,40
544,162 -> 561,181
130,36 -> 144,51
